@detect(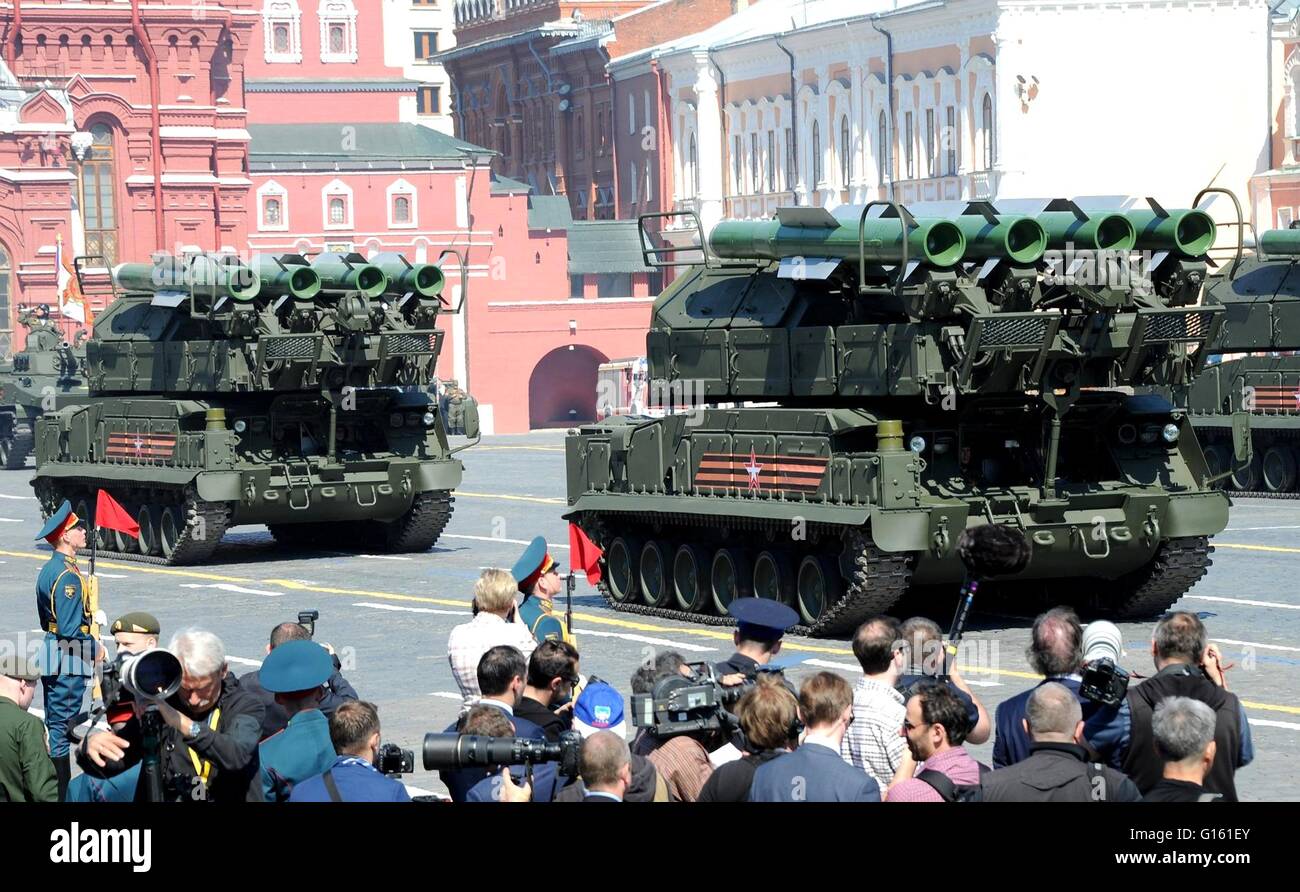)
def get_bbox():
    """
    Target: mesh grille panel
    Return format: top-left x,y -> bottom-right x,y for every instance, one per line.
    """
263,337 -> 319,361
383,333 -> 435,355
978,316 -> 1054,349
1142,311 -> 1215,343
